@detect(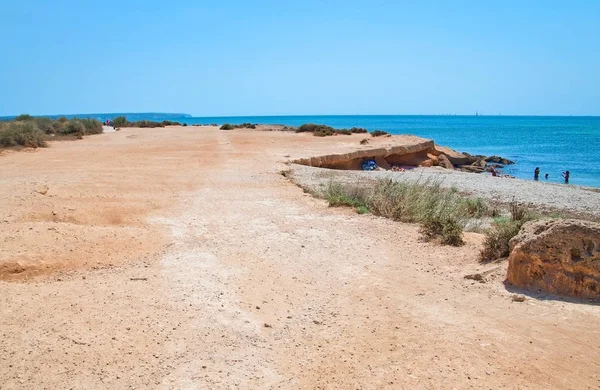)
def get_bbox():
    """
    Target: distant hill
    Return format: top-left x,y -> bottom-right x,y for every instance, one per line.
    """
0,113 -> 192,121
